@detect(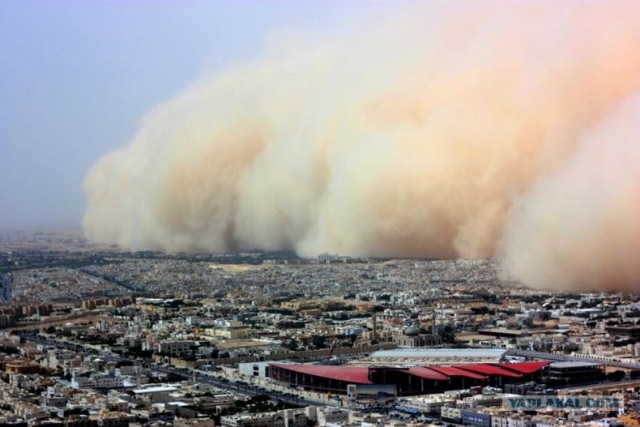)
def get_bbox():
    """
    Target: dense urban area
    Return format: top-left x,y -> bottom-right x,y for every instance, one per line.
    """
0,231 -> 639,427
